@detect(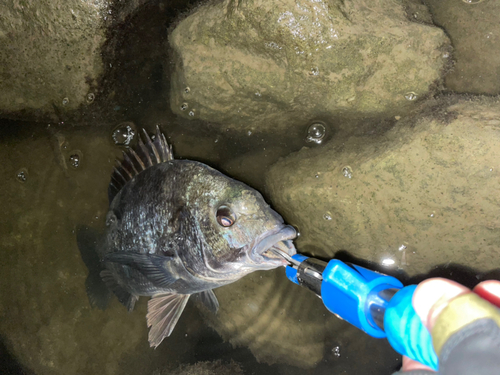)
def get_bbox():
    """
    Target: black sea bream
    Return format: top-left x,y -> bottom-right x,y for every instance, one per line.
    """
77,127 -> 296,347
